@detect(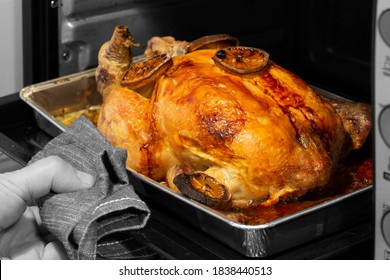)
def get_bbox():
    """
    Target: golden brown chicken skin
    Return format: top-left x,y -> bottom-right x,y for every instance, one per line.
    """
96,26 -> 371,209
